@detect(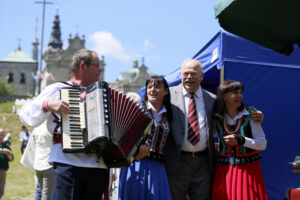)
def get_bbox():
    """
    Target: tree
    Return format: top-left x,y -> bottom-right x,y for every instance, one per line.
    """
0,78 -> 16,96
